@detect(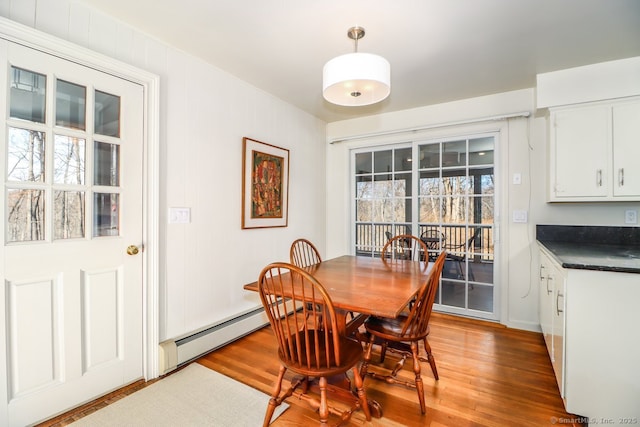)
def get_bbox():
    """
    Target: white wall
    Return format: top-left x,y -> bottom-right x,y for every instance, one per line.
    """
326,88 -> 640,331
0,0 -> 327,342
